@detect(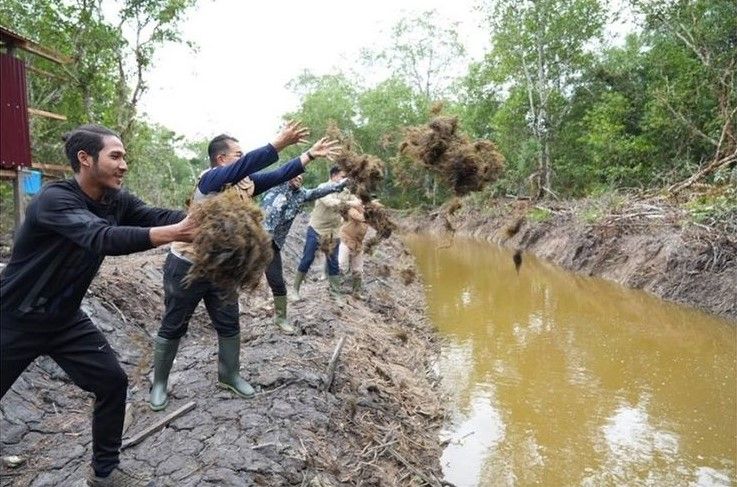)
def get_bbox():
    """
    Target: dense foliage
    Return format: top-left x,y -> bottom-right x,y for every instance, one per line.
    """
0,0 -> 201,209
2,0 -> 734,211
